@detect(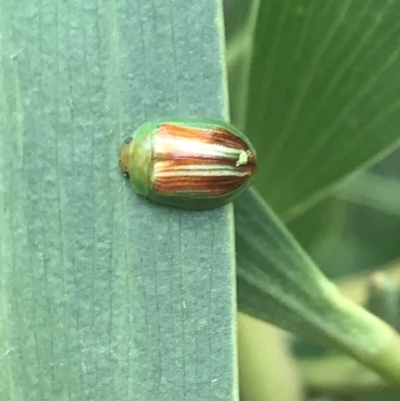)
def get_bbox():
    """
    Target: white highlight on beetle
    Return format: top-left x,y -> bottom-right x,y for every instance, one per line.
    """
156,134 -> 243,159
153,135 -> 252,178
155,164 -> 251,177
